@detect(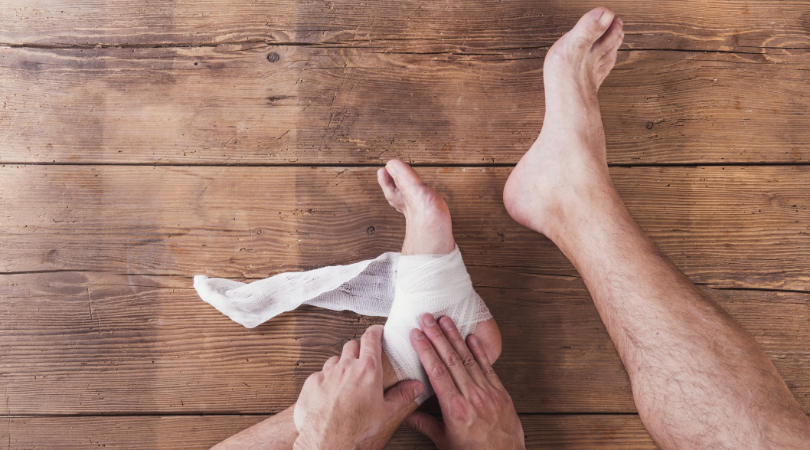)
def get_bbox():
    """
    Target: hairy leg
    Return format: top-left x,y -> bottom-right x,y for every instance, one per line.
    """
504,7 -> 810,449
212,162 -> 501,449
